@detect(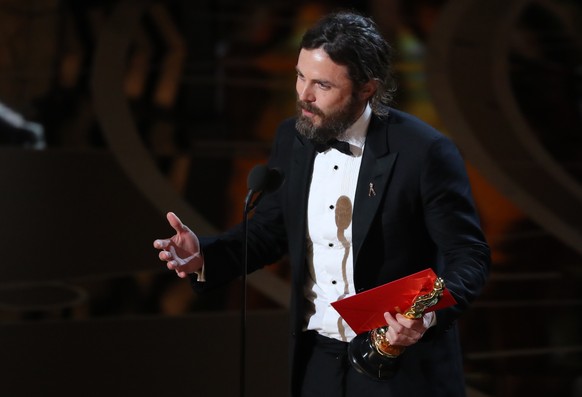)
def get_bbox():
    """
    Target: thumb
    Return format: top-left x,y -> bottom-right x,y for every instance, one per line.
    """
167,212 -> 188,233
